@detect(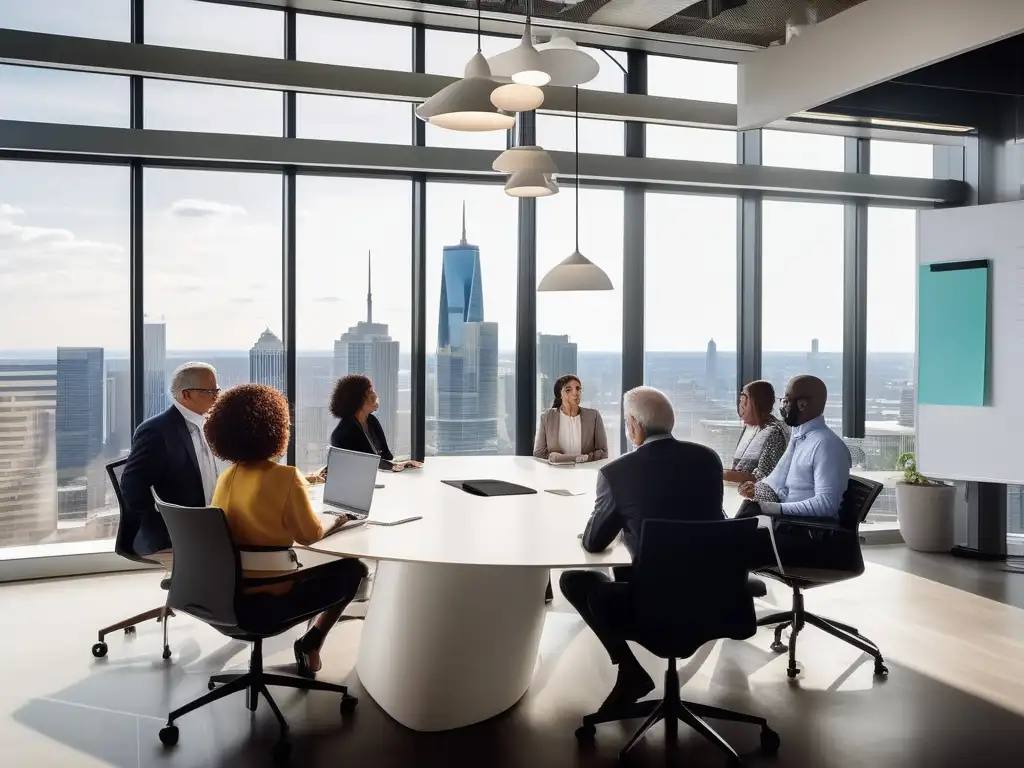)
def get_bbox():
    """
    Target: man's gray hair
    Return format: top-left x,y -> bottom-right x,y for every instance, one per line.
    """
623,386 -> 675,436
170,362 -> 217,400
